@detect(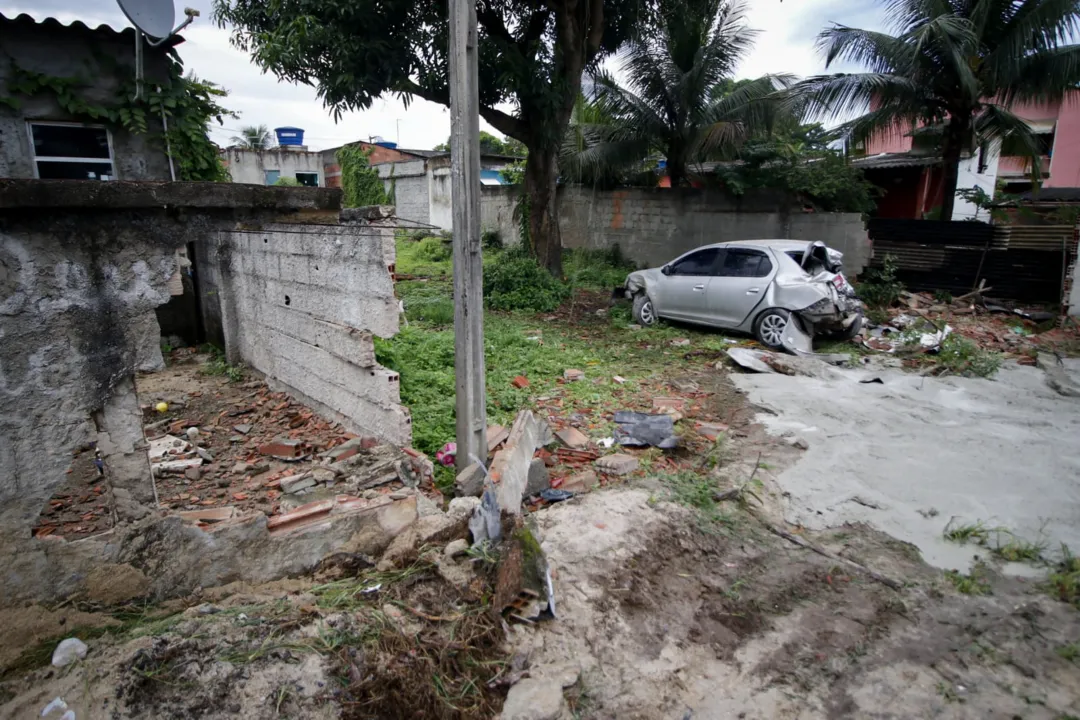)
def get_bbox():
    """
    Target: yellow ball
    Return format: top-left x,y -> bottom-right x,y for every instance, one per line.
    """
154,402 -> 169,413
